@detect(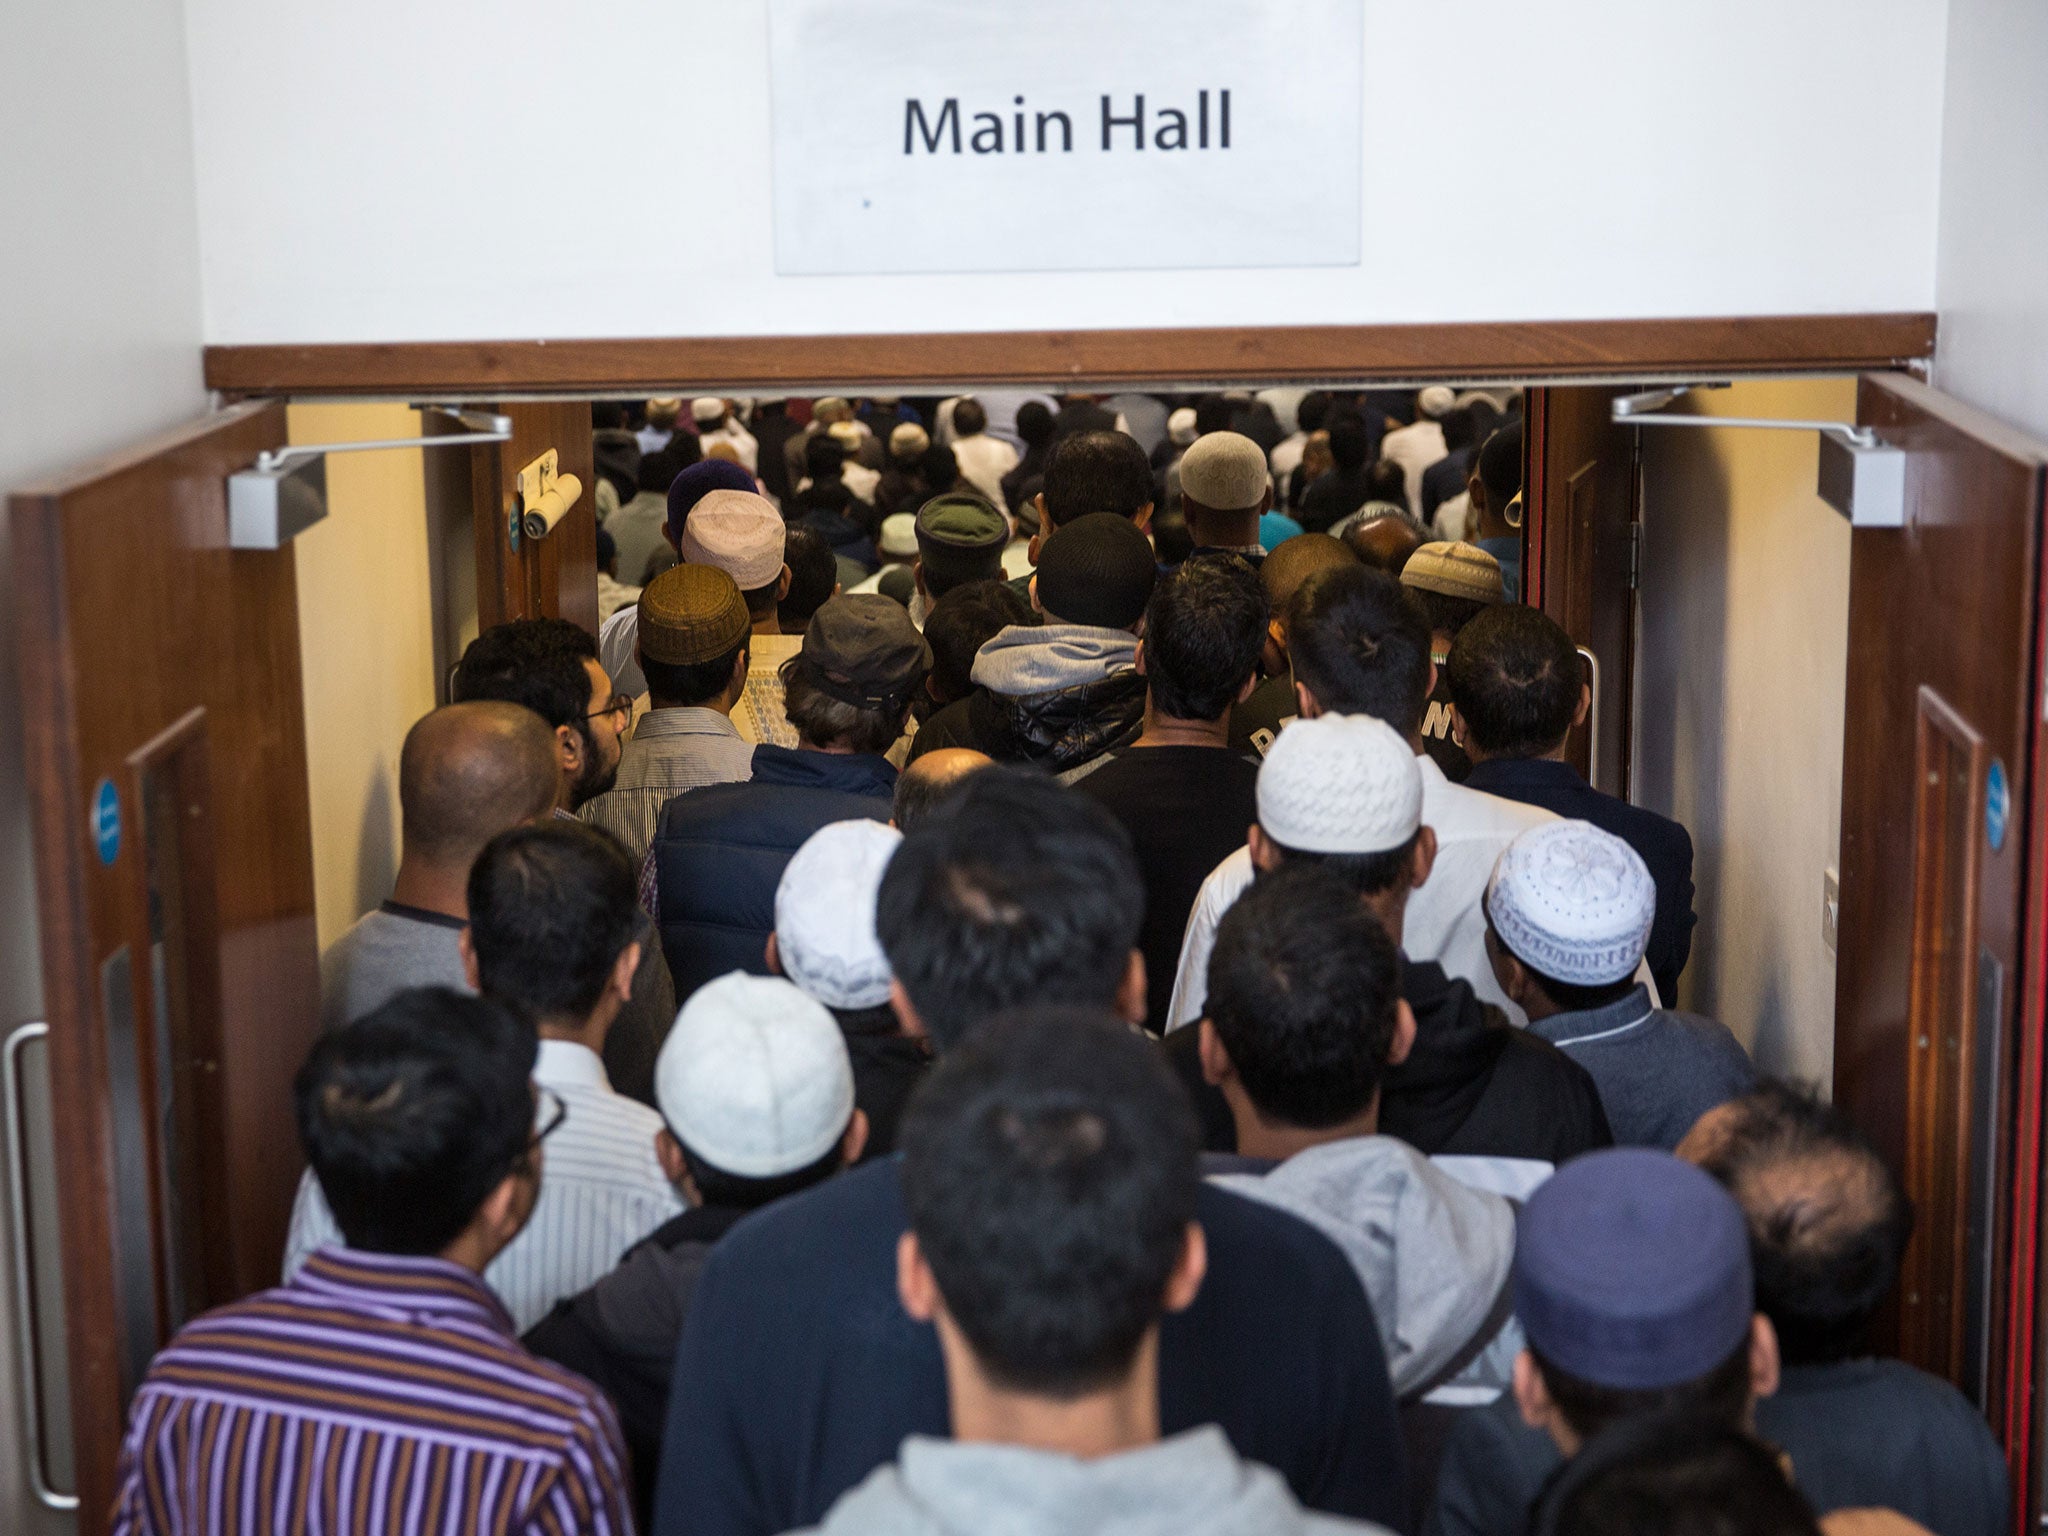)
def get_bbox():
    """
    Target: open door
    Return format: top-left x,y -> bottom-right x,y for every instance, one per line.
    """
1828,372 -> 2048,1503
441,401 -> 598,635
8,401 -> 321,1520
1524,386 -> 1640,797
